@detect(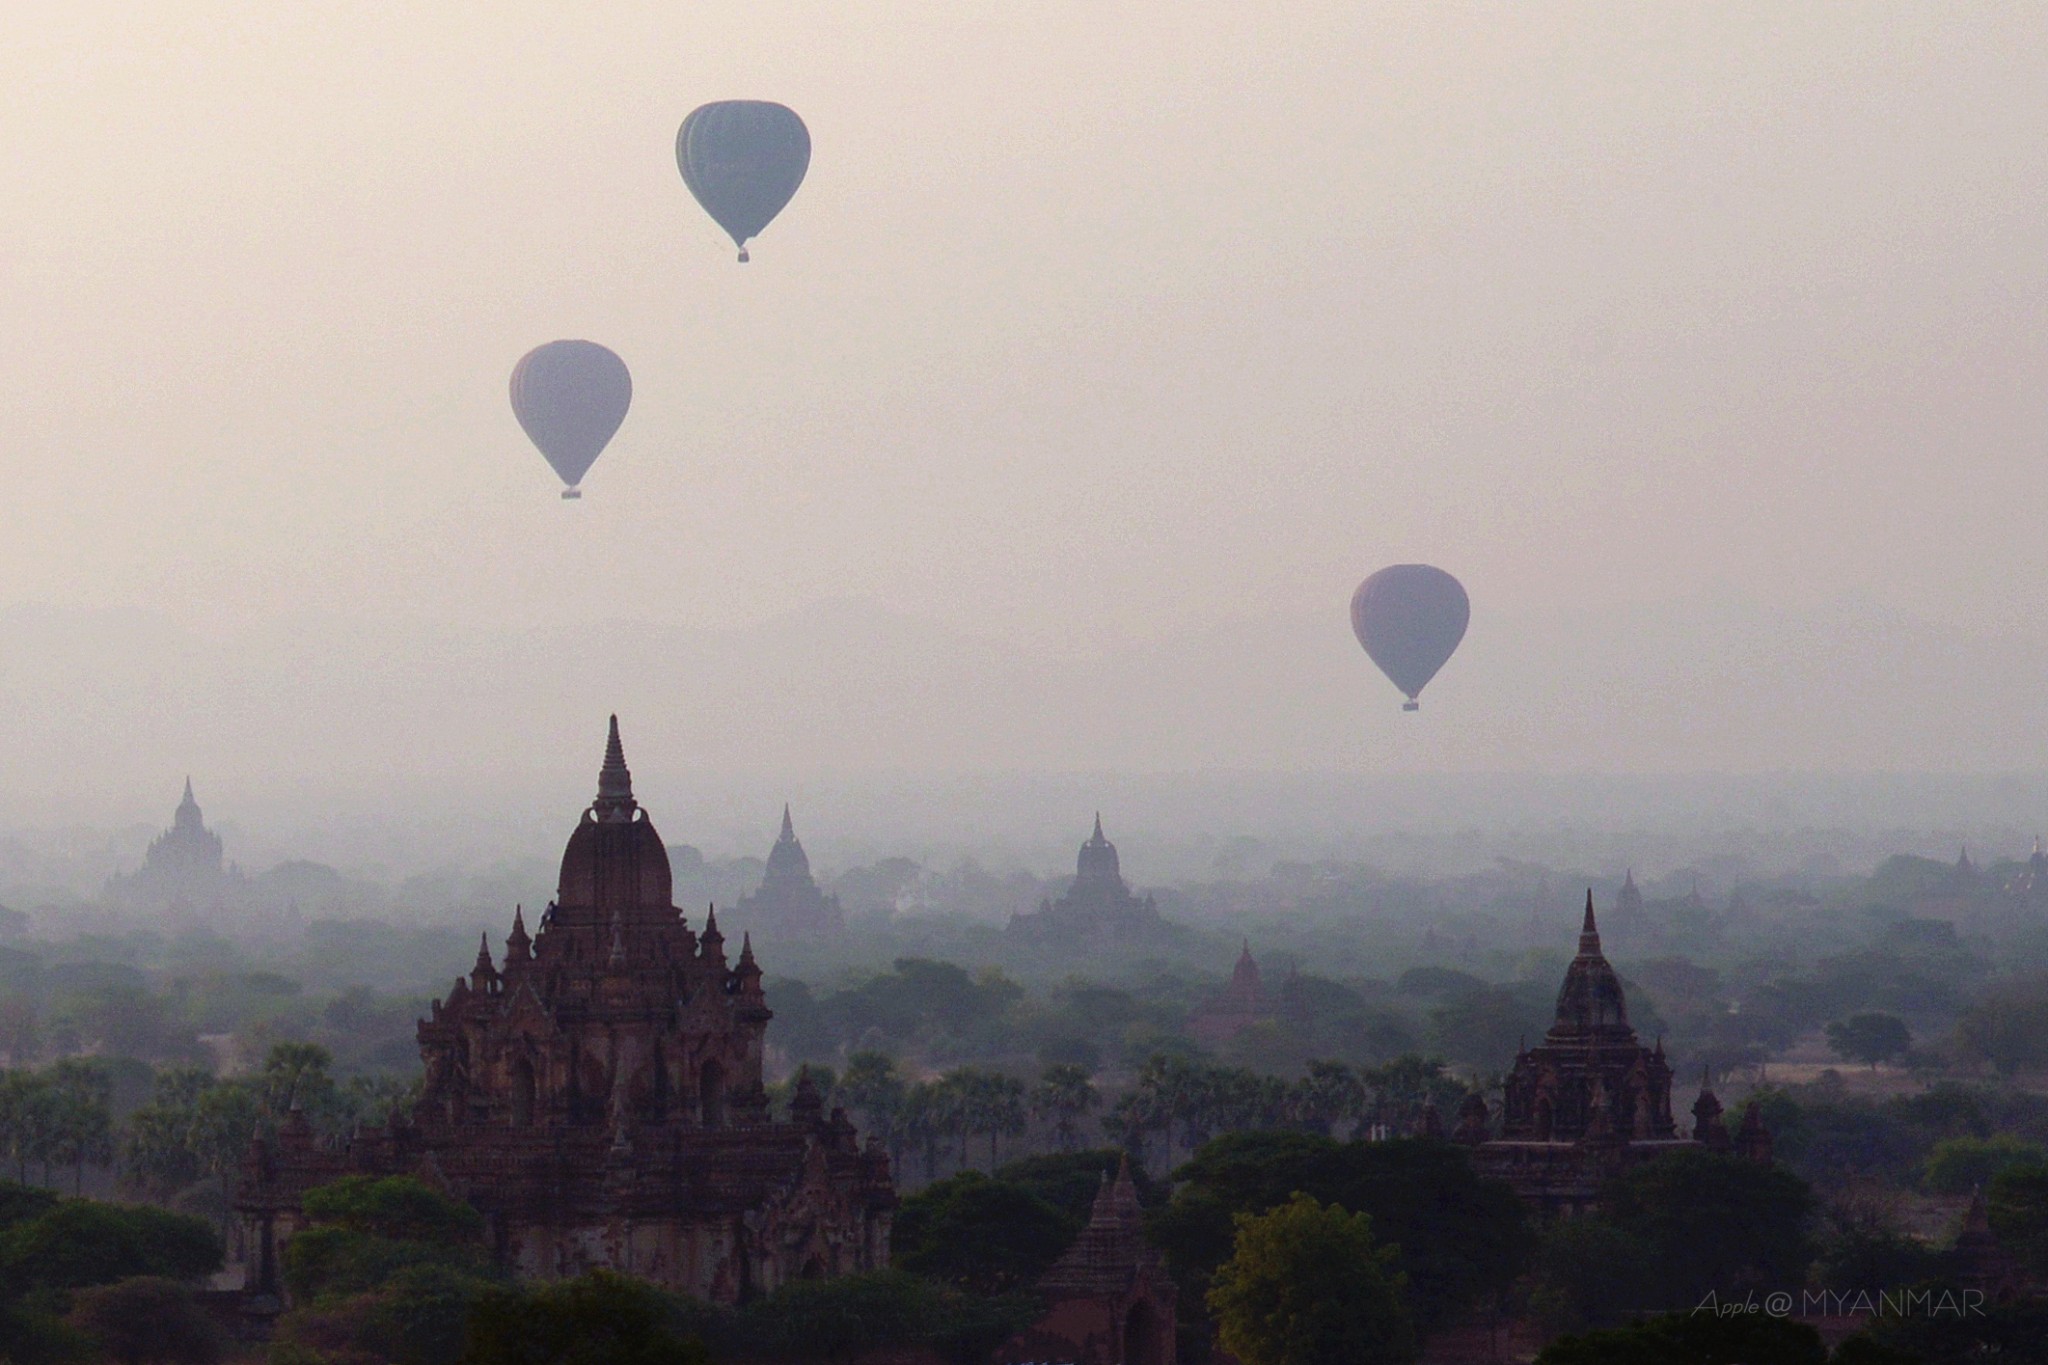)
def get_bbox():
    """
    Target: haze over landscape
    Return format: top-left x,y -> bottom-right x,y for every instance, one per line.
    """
5,8 -> 2048,1364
